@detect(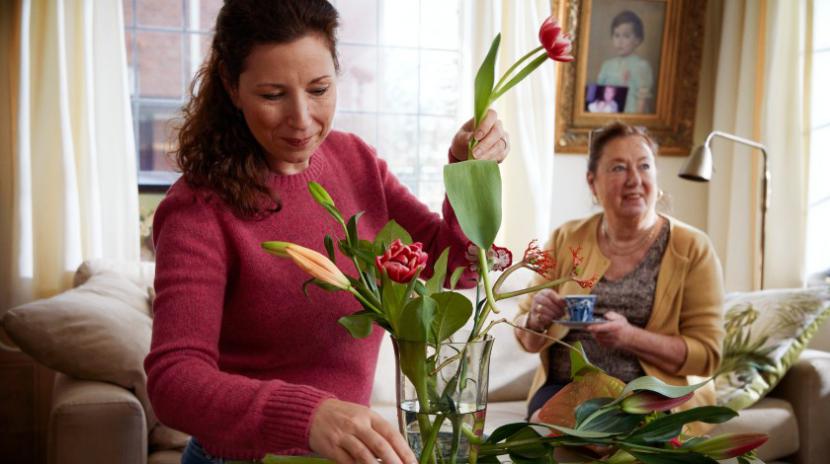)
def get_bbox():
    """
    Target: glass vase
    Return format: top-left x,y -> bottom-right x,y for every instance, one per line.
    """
393,332 -> 494,464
